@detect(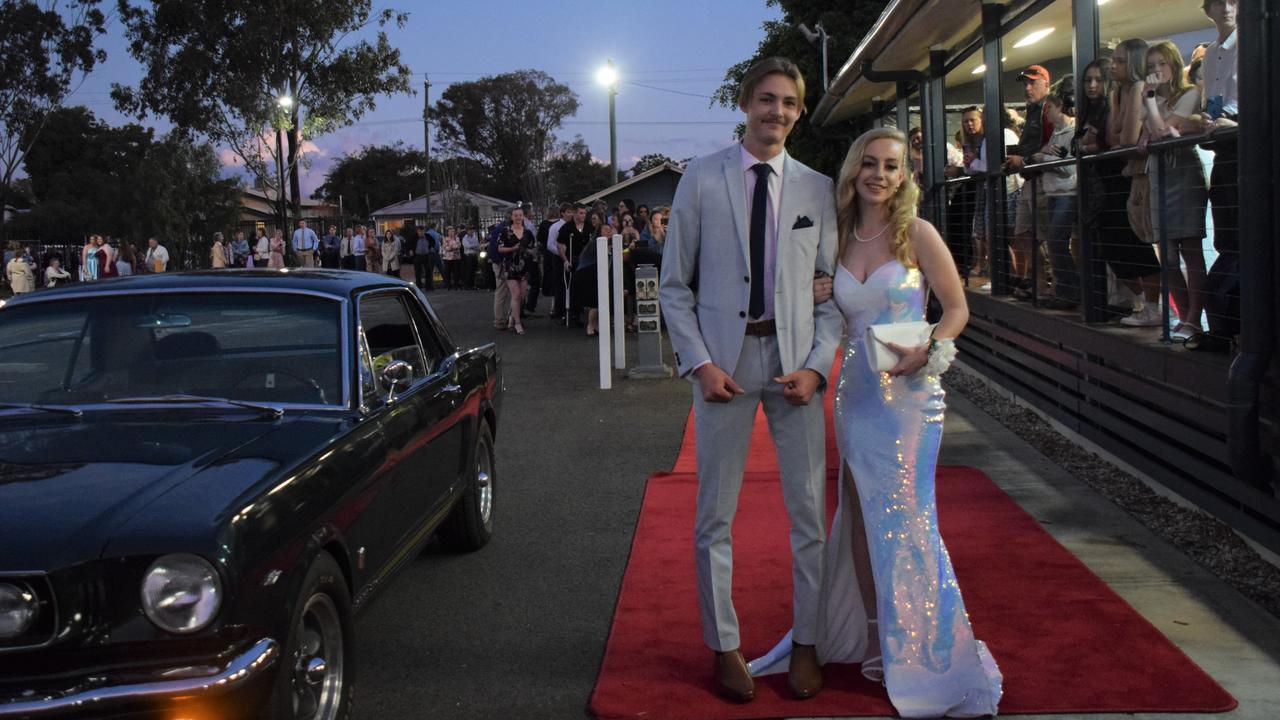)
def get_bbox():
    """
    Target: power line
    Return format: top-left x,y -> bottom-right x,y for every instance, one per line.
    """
624,81 -> 716,100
